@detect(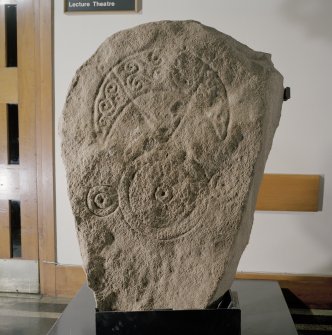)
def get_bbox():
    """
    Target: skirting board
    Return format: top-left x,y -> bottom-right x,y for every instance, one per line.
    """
54,265 -> 332,309
236,272 -> 332,309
